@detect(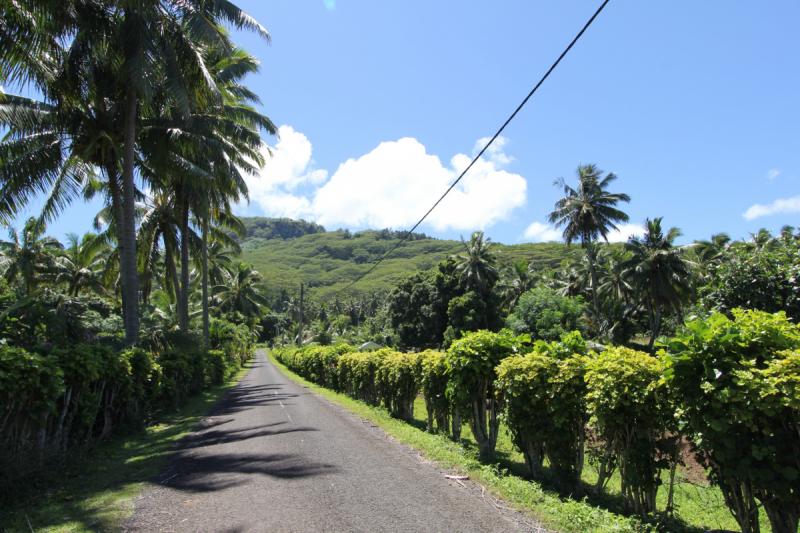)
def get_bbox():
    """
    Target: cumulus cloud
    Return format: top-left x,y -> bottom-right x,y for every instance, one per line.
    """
244,128 -> 527,232
743,195 -> 800,220
243,125 -> 327,219
767,169 -> 780,180
606,223 -> 646,242
523,222 -> 562,242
